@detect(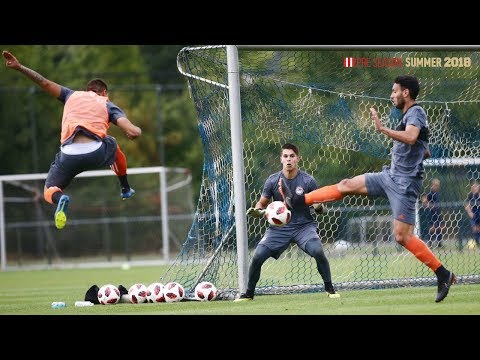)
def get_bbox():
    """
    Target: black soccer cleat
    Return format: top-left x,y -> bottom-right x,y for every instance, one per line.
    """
233,292 -> 254,302
435,271 -> 456,303
117,285 -> 129,297
325,286 -> 341,298
84,284 -> 100,304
